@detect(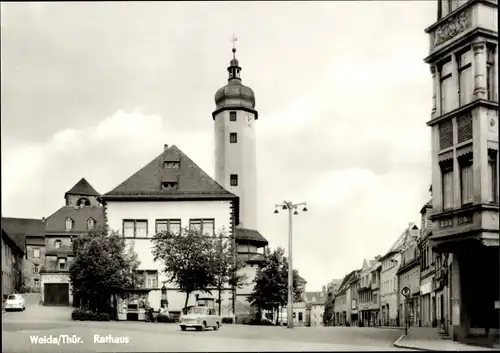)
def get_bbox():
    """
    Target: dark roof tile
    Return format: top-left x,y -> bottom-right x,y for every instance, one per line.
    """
2,218 -> 45,253
235,228 -> 268,246
65,178 -> 100,196
305,291 -> 326,304
45,206 -> 104,233
102,145 -> 236,200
